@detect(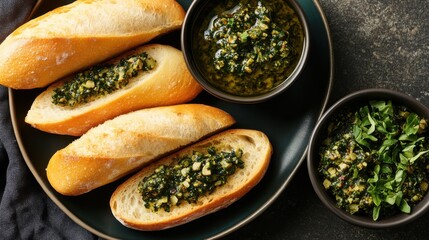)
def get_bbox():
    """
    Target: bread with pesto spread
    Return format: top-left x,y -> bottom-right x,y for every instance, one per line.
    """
46,104 -> 236,196
25,44 -> 202,136
110,129 -> 272,231
0,0 -> 185,89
